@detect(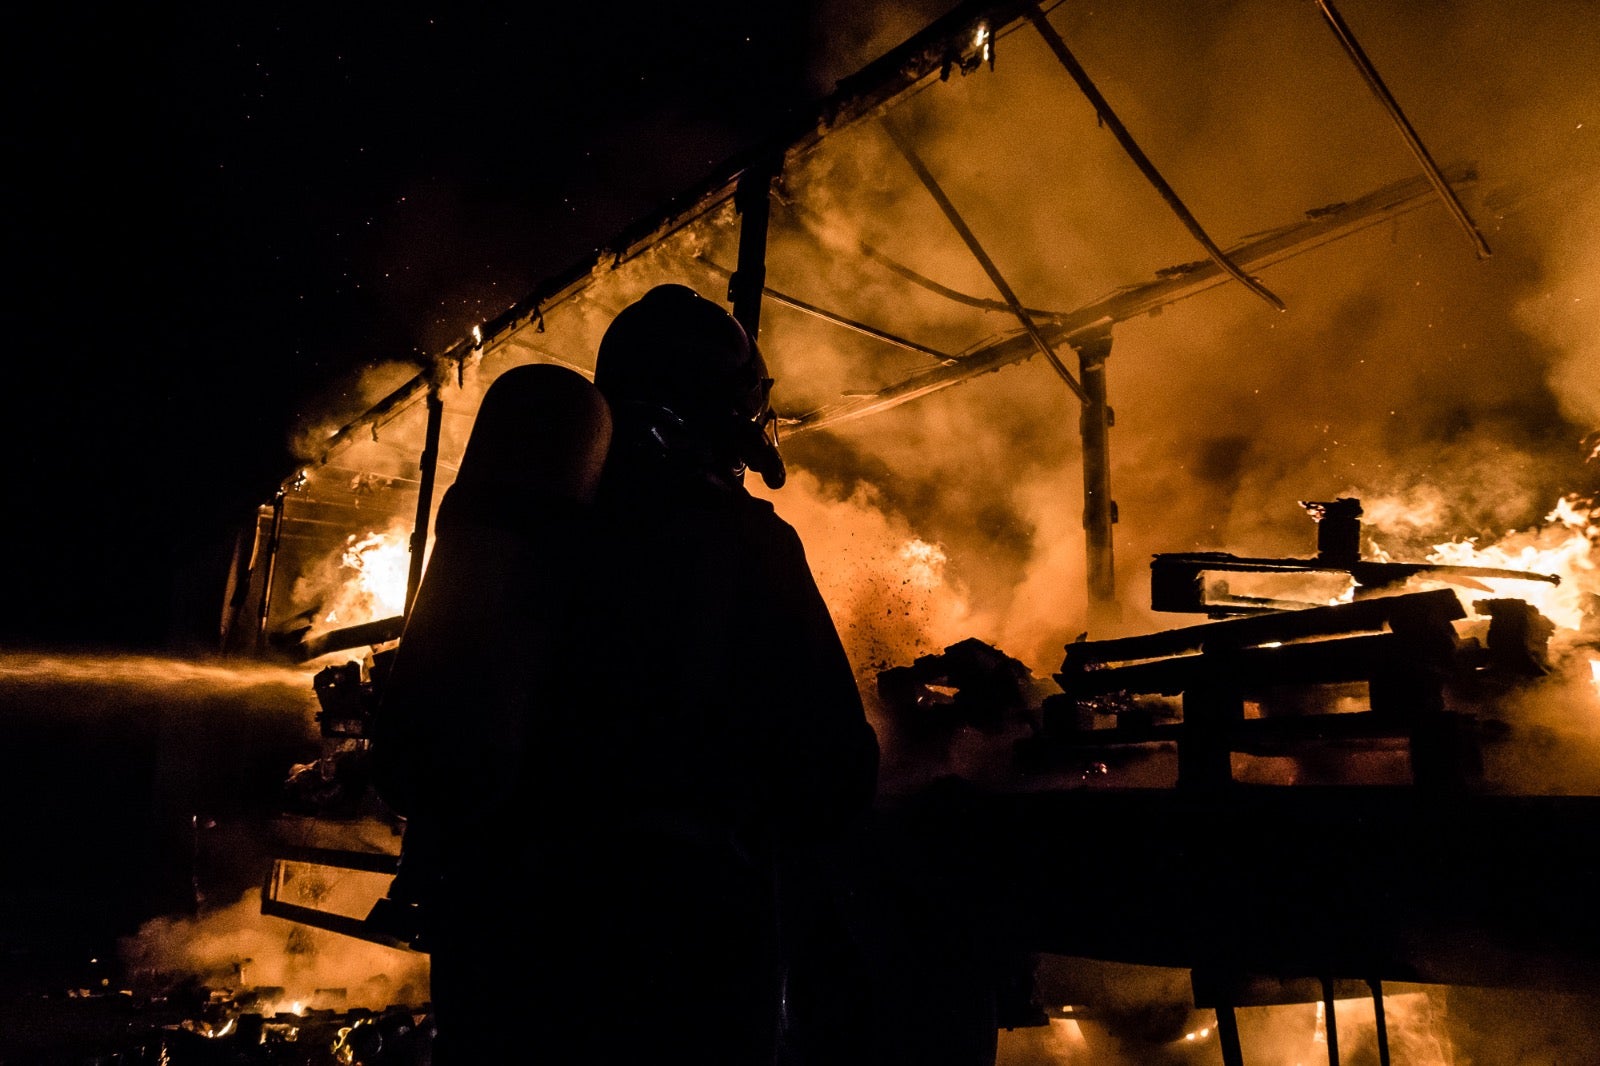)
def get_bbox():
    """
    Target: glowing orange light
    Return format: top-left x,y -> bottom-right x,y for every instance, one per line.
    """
323,530 -> 410,626
1424,495 -> 1598,631
899,537 -> 948,590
